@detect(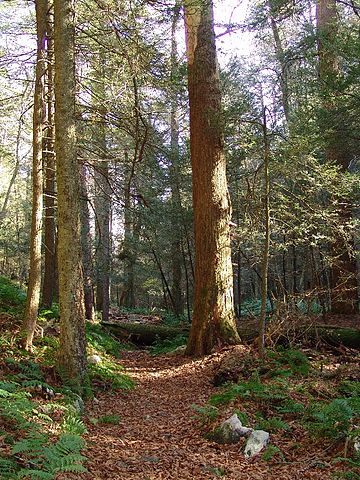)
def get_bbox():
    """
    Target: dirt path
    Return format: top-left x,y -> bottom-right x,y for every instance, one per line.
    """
62,350 -> 343,480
